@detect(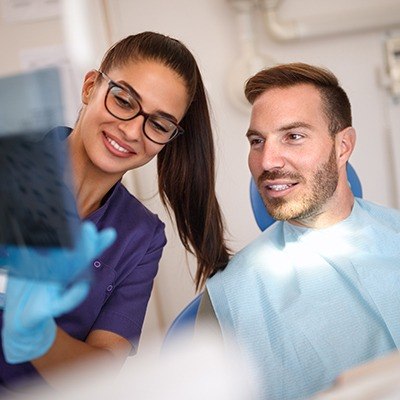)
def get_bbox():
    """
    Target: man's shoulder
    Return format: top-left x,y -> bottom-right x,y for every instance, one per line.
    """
246,220 -> 284,246
225,221 -> 284,268
356,198 -> 400,230
206,221 -> 286,298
